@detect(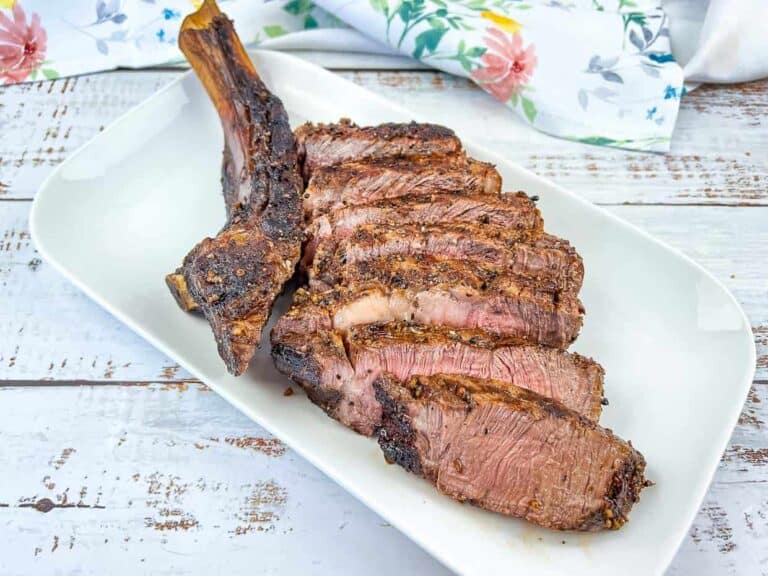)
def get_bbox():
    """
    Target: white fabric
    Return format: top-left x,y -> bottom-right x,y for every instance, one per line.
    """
665,0 -> 768,83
